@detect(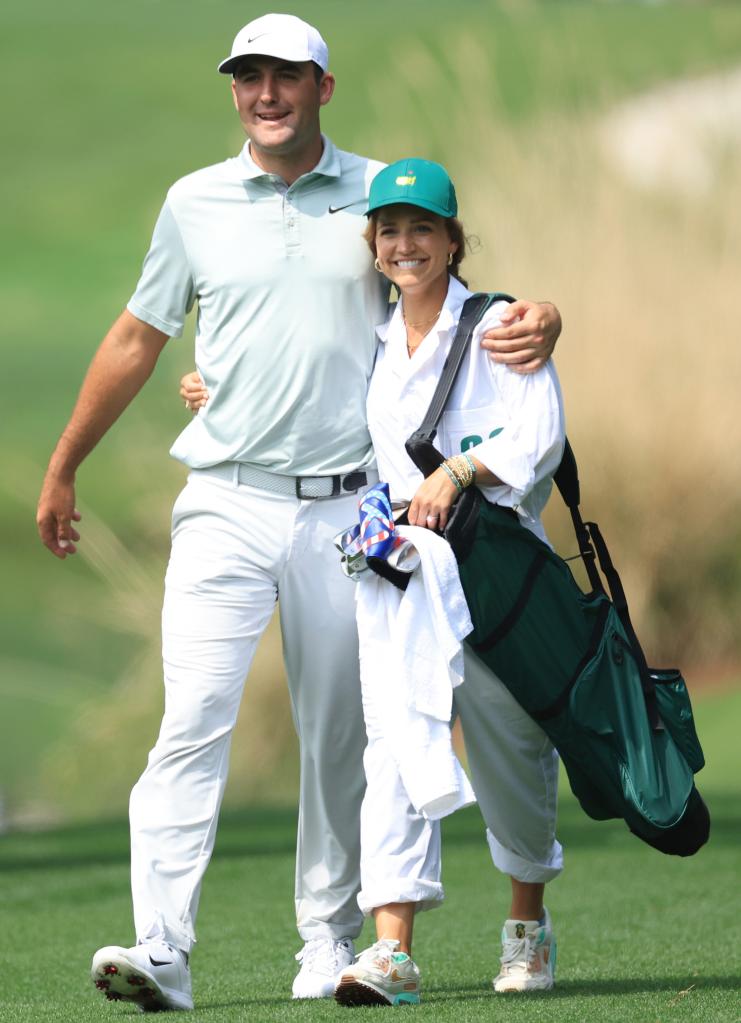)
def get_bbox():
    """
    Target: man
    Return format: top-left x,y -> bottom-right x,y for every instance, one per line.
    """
36,13 -> 561,1012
